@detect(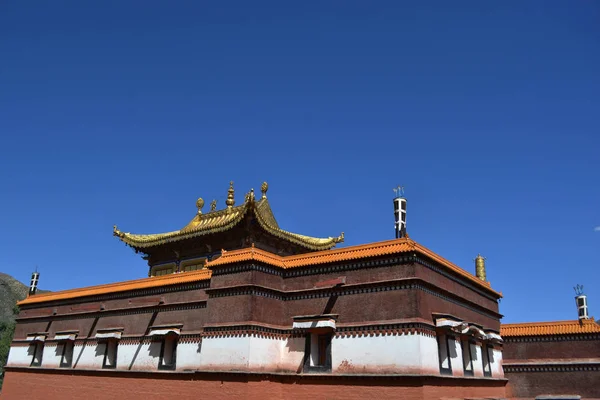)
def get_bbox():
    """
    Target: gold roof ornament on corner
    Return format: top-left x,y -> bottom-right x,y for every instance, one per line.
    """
113,181 -> 345,252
